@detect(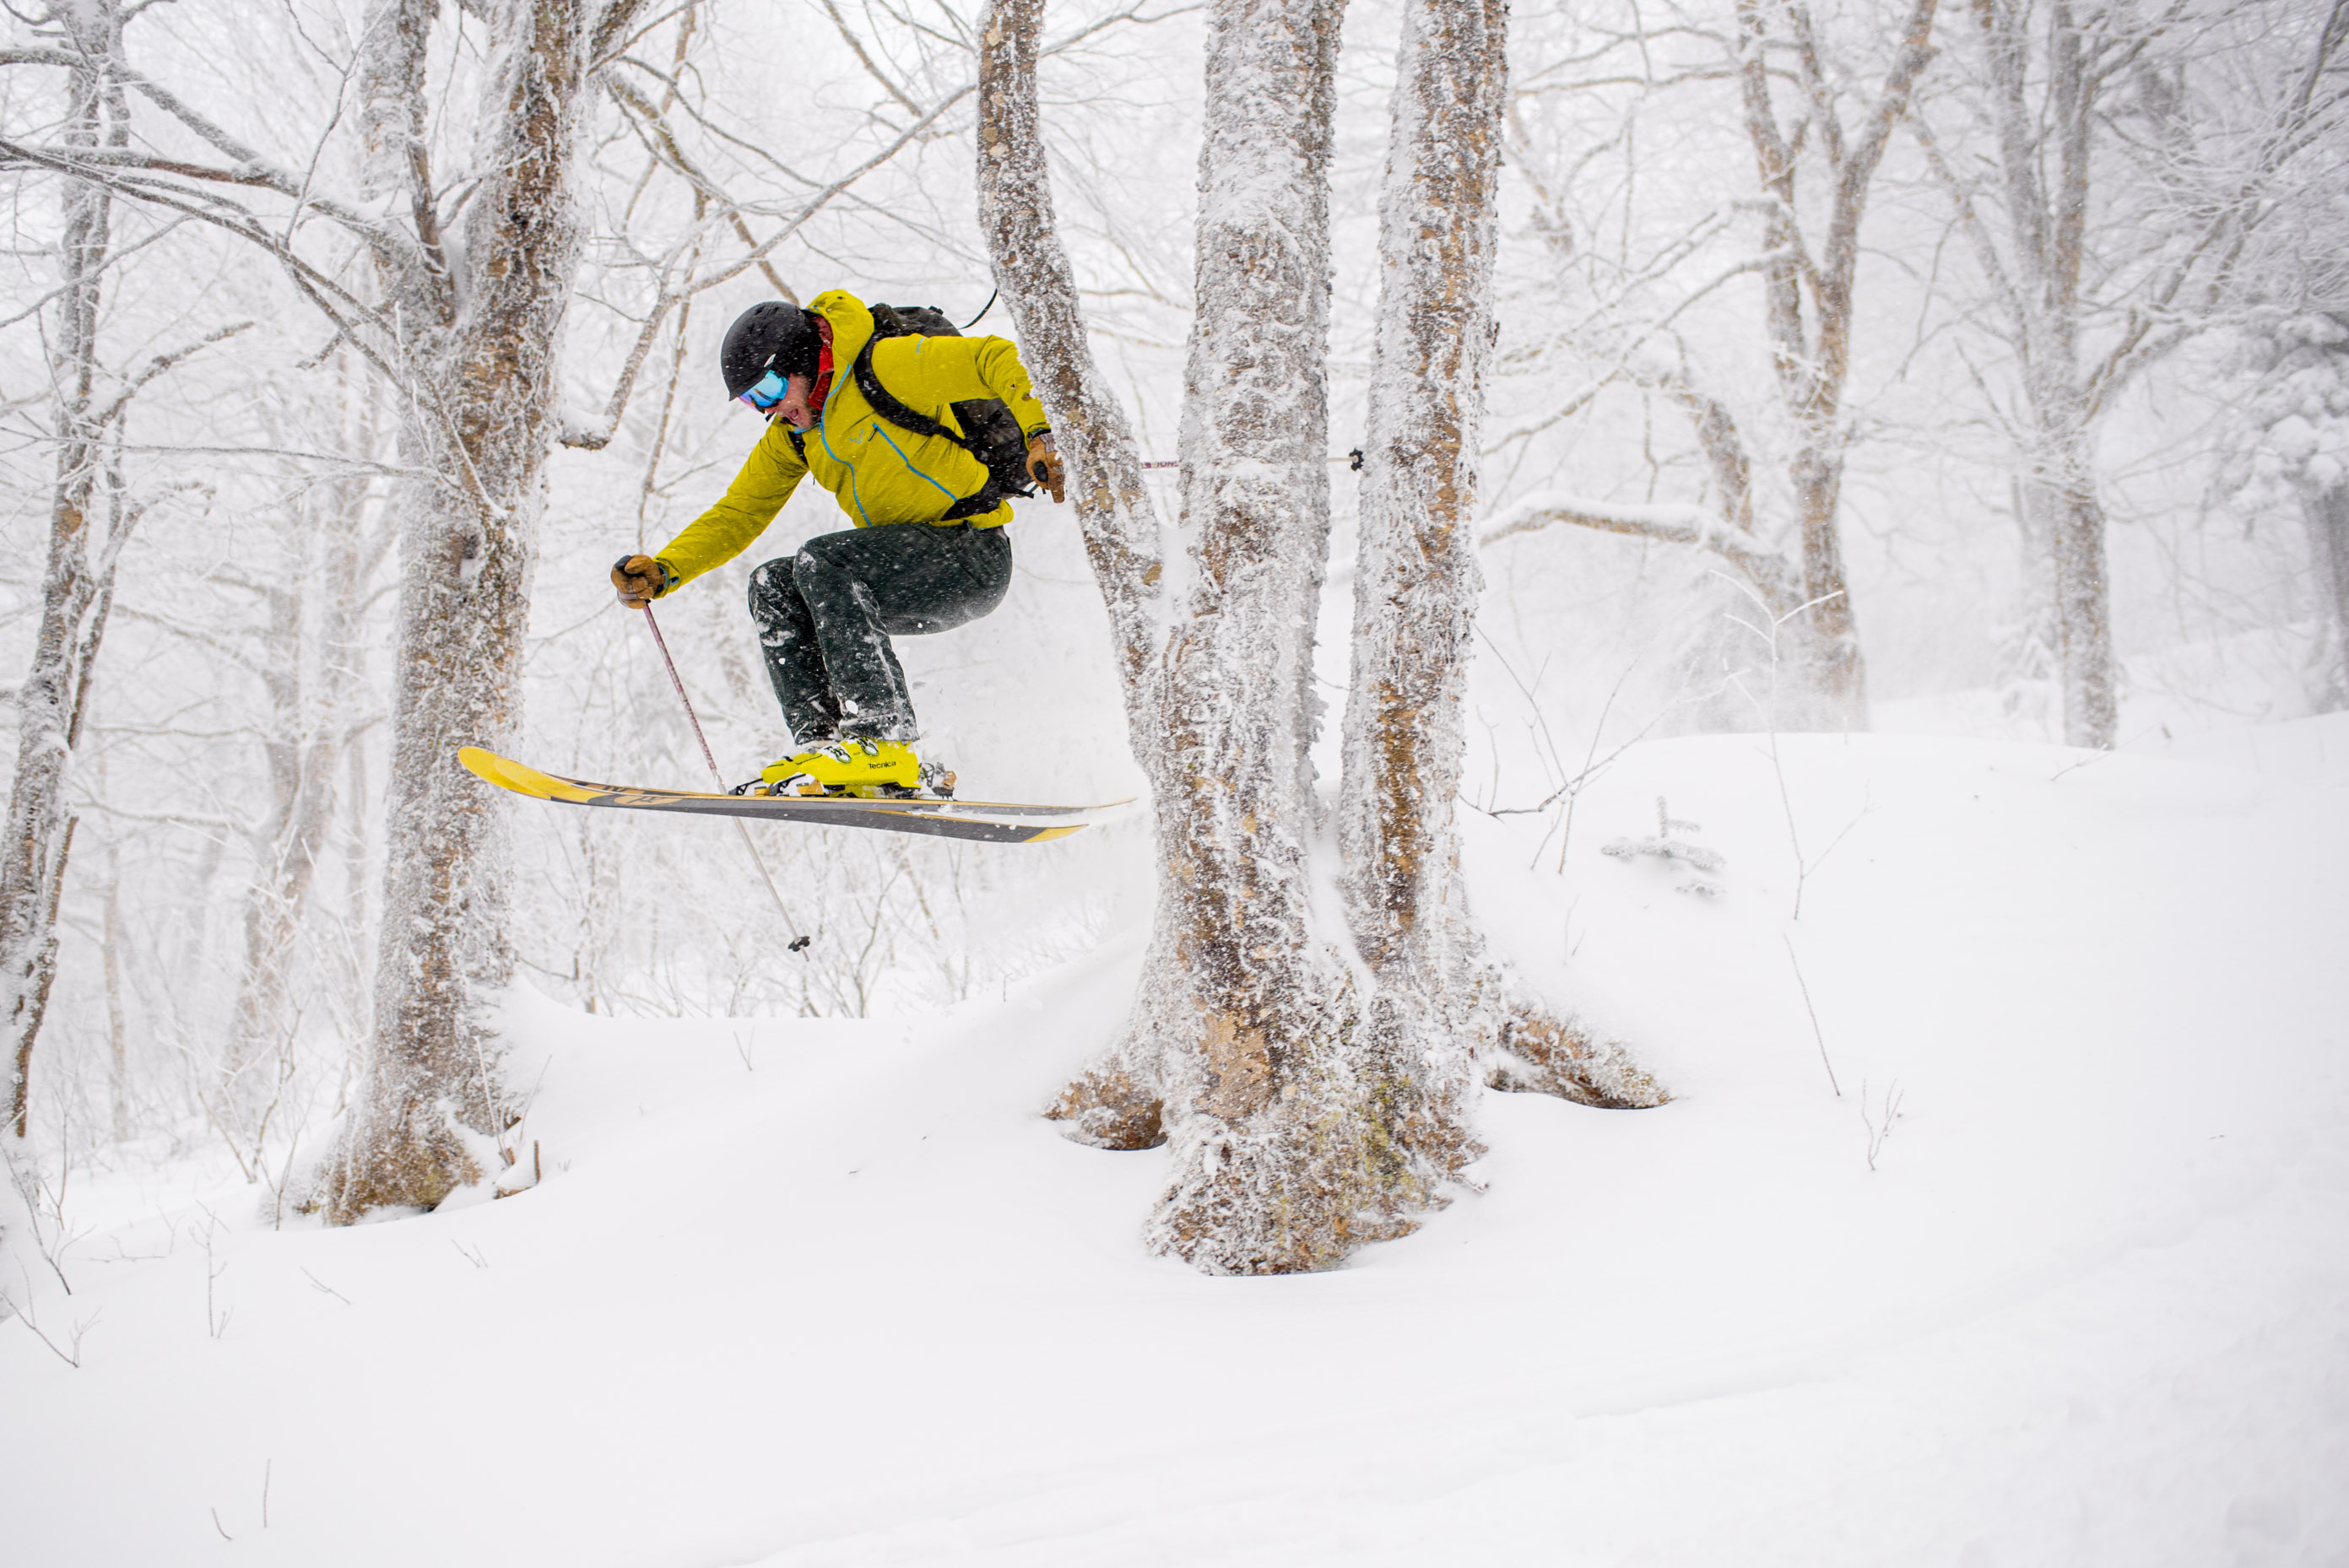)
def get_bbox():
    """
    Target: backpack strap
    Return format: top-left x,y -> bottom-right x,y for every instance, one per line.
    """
852,338 -> 1028,521
852,338 -> 988,460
